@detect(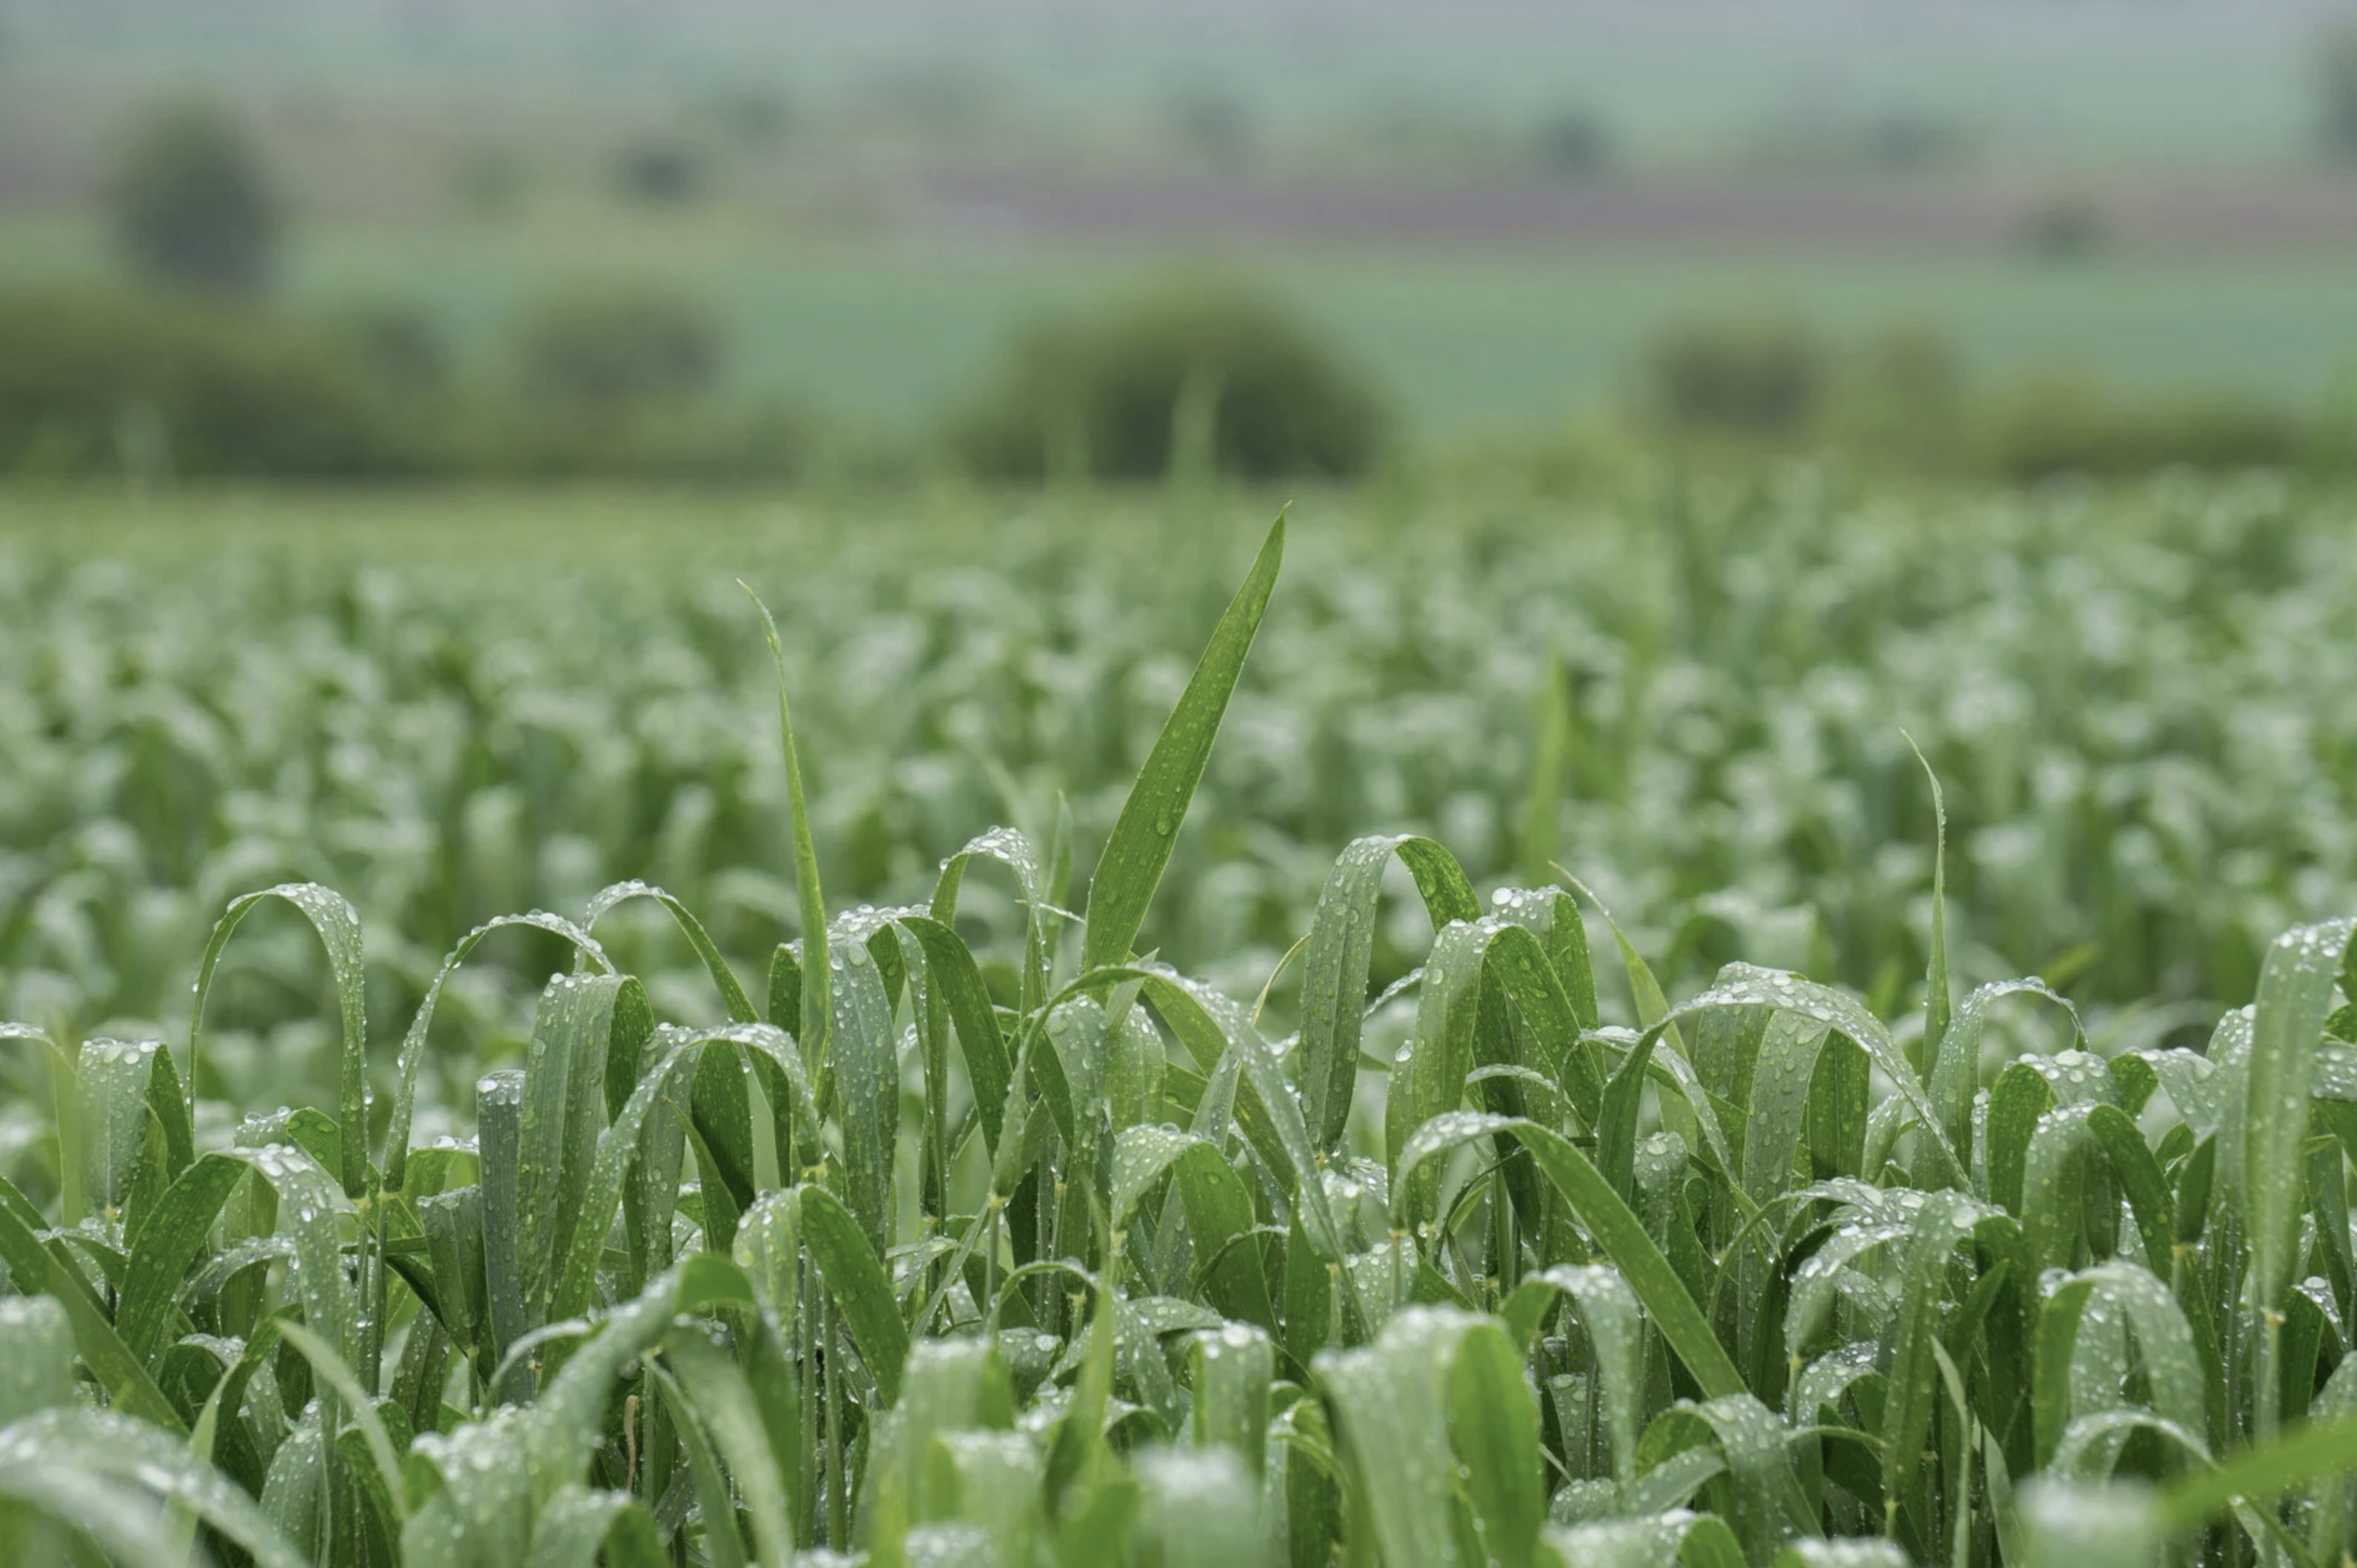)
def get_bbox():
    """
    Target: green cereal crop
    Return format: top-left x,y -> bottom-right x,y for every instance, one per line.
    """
1,497 -> 2354,1567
